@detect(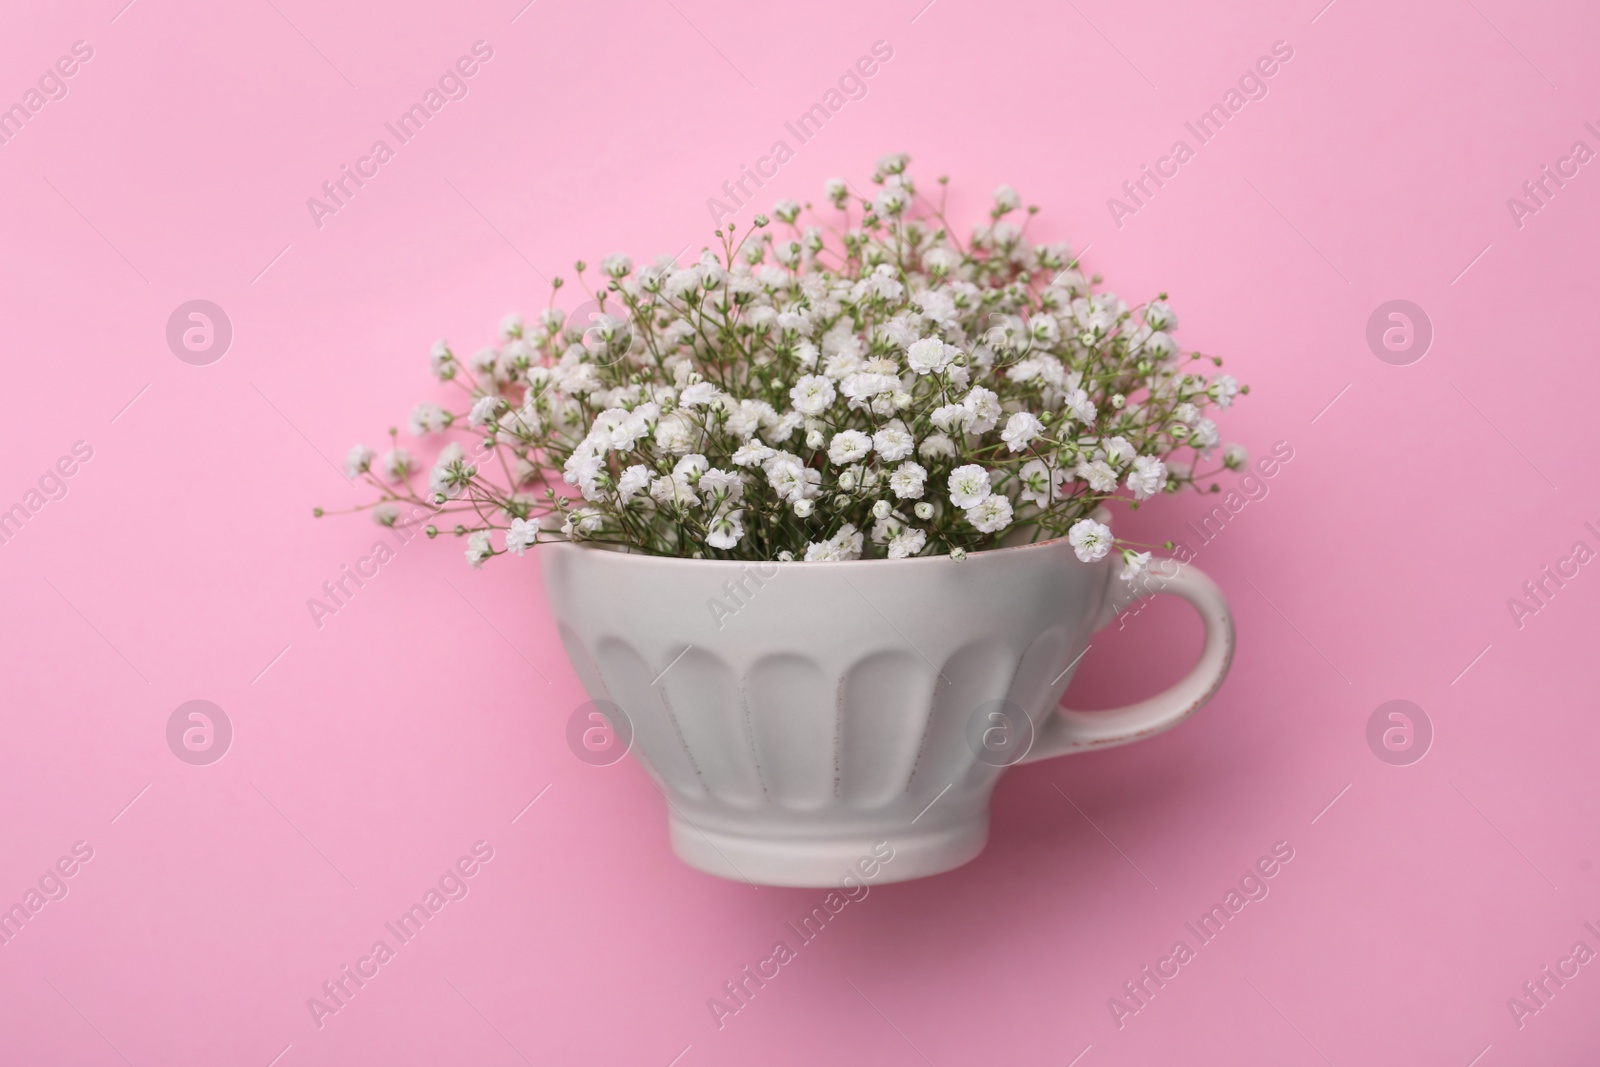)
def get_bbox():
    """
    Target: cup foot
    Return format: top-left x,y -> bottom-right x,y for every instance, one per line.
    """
668,816 -> 988,887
